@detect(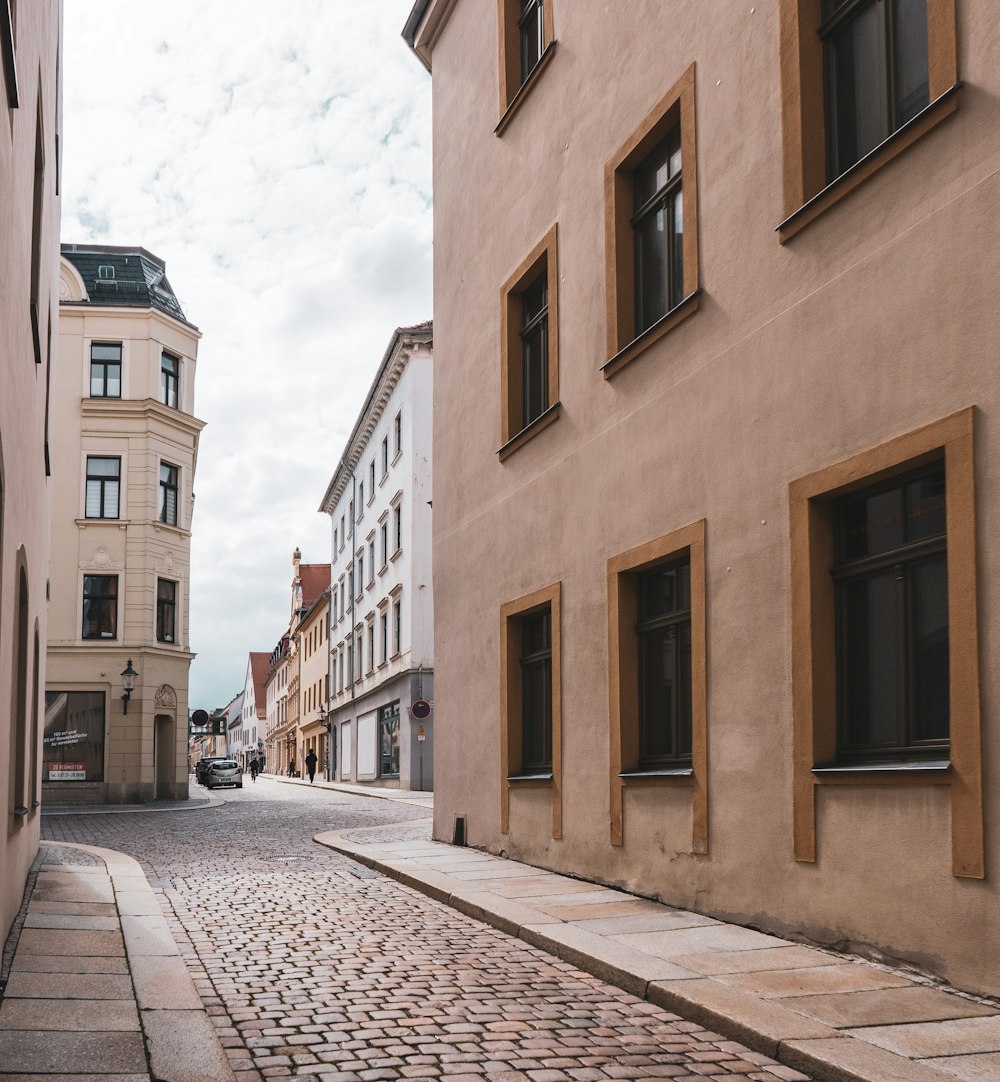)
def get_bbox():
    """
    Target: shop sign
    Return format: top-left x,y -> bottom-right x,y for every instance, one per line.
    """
48,762 -> 86,781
